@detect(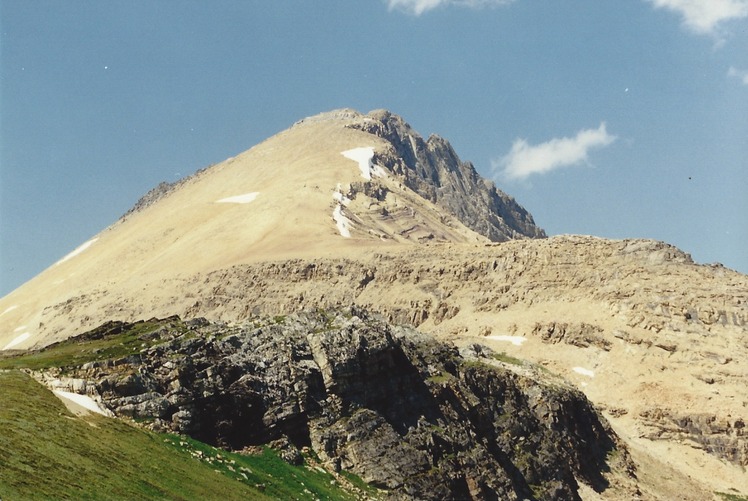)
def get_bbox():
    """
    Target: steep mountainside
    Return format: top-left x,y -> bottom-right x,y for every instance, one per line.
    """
1,109 -> 746,499
6,234 -> 746,498
347,109 -> 545,241
0,109 -> 544,353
